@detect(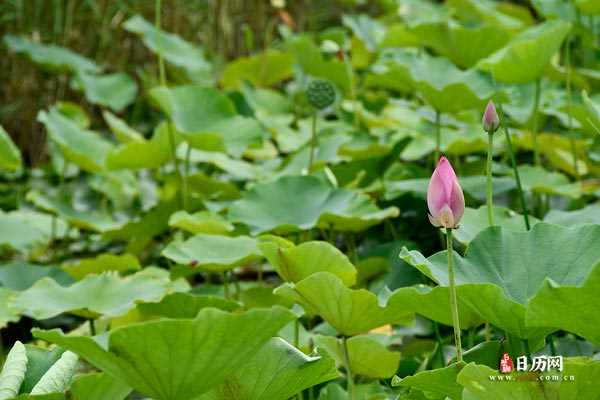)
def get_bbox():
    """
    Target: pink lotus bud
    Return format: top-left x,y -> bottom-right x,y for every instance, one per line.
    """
427,157 -> 465,229
482,100 -> 500,133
